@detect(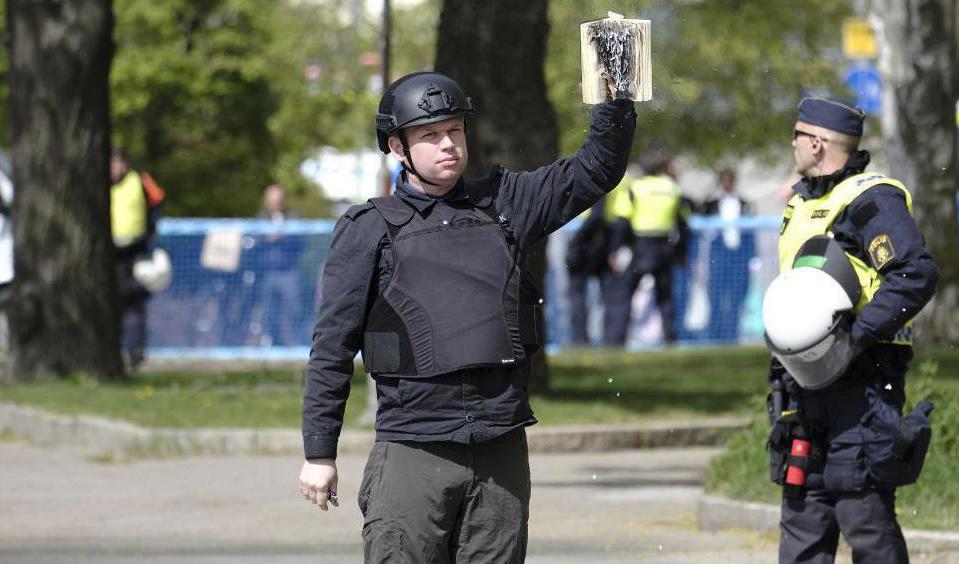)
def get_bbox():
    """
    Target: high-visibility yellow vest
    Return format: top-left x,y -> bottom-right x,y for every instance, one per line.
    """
111,170 -> 148,248
611,174 -> 681,235
779,172 -> 914,345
